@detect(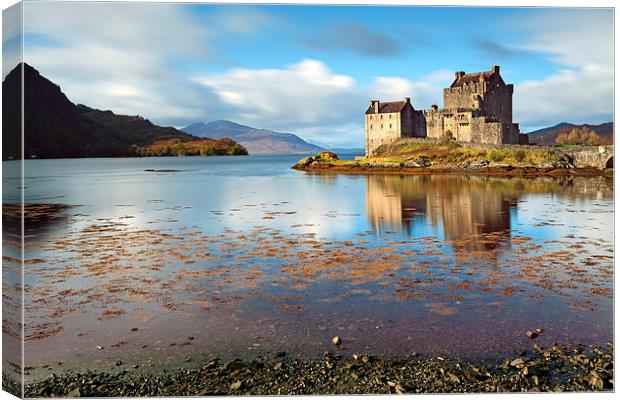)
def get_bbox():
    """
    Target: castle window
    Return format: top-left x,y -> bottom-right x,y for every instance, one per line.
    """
380,115 -> 383,119
381,124 -> 383,129
389,124 -> 392,128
